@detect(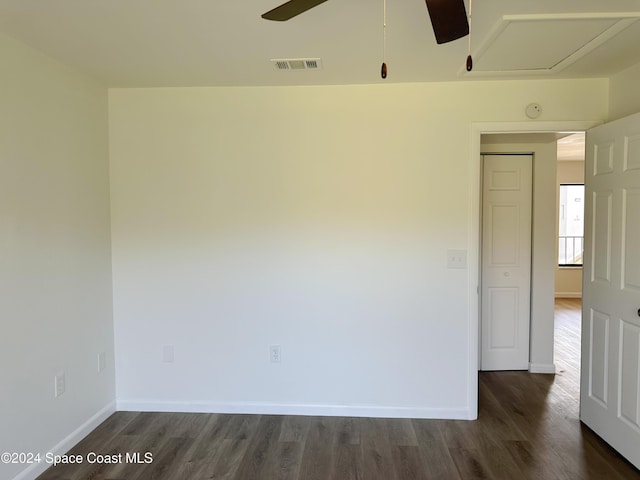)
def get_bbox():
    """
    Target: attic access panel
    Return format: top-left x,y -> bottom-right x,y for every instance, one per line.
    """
468,13 -> 640,76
